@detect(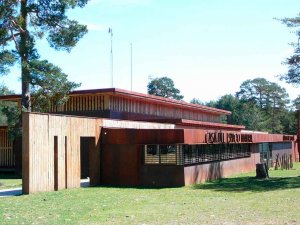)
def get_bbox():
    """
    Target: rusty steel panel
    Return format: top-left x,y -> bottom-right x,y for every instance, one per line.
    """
140,165 -> 184,187
101,144 -> 141,186
101,128 -> 184,145
184,153 -> 260,185
183,130 -> 295,145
